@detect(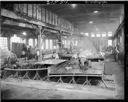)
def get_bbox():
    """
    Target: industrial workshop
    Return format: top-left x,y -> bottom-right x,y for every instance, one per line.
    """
0,2 -> 124,100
